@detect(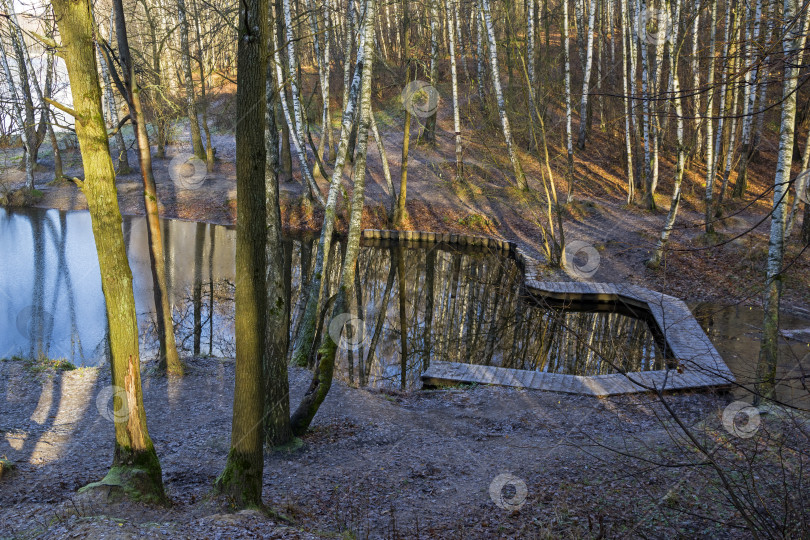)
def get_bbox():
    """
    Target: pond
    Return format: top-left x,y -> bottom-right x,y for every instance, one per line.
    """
1,207 -> 807,397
